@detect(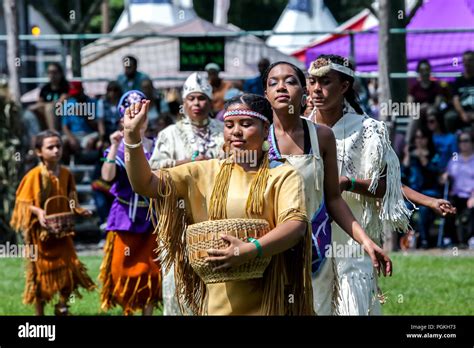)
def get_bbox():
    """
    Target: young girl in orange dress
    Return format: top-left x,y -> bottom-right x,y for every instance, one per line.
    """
10,130 -> 95,315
